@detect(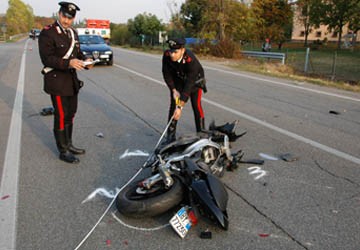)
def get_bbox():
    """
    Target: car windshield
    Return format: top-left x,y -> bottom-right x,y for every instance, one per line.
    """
79,35 -> 105,44
30,29 -> 40,34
